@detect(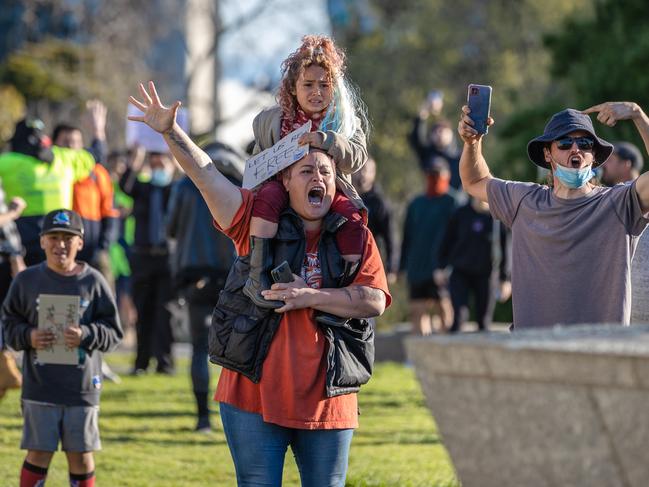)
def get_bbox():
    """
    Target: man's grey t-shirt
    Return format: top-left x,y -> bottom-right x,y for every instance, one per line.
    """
488,178 -> 648,328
